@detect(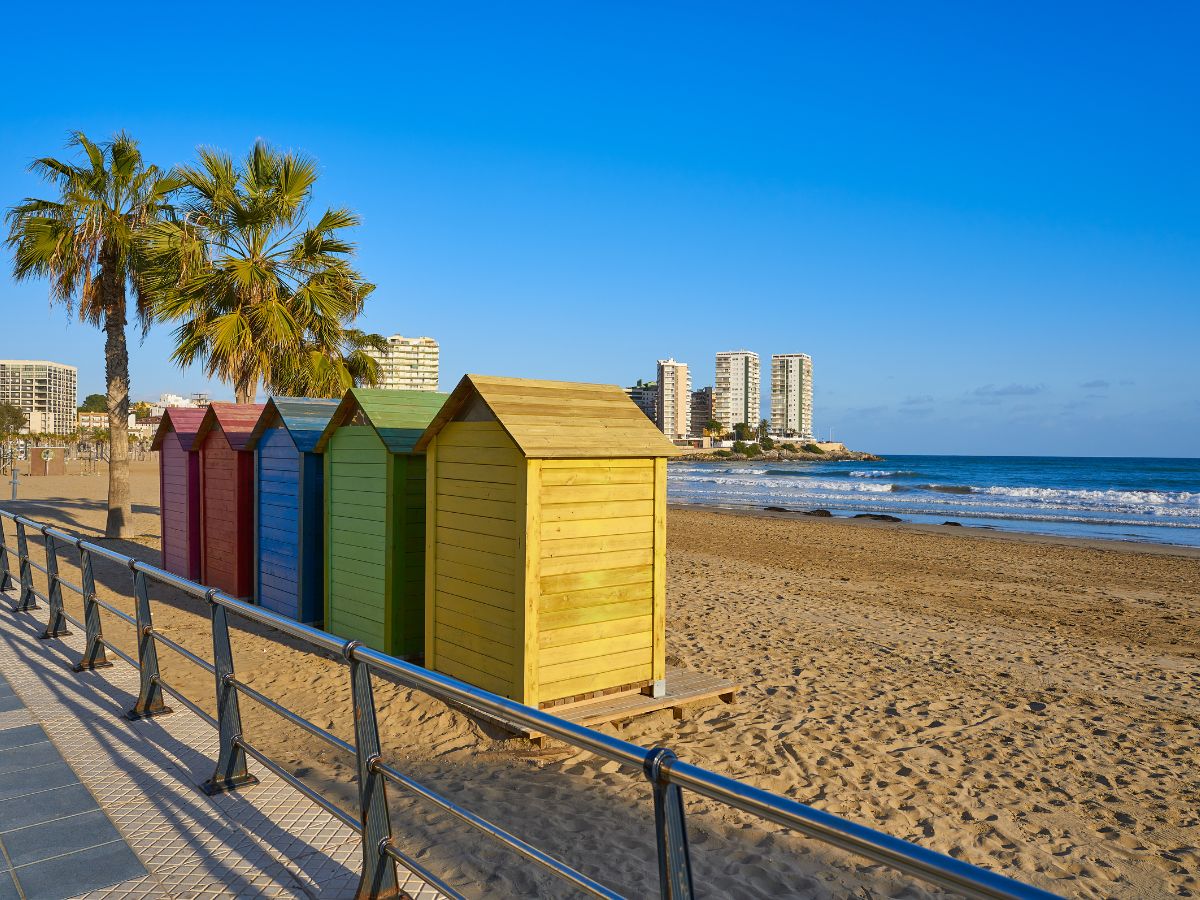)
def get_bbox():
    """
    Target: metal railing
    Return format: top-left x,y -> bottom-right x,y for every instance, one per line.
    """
0,509 -> 1059,900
